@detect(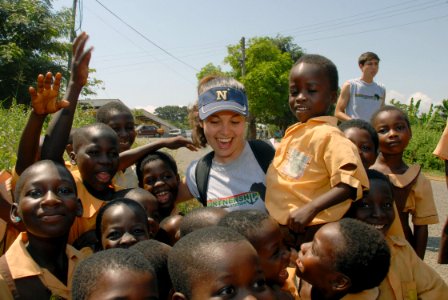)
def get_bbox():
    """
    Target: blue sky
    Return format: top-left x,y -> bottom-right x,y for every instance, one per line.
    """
54,0 -> 448,113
